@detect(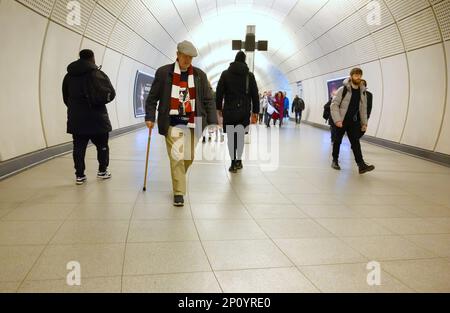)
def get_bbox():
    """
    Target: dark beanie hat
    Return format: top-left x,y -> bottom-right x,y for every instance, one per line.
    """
235,51 -> 246,63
